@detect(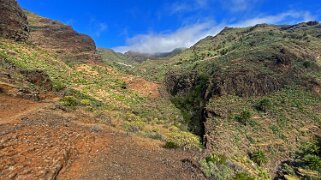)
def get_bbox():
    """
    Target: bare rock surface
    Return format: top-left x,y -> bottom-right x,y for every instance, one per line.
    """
0,0 -> 29,41
25,11 -> 101,63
